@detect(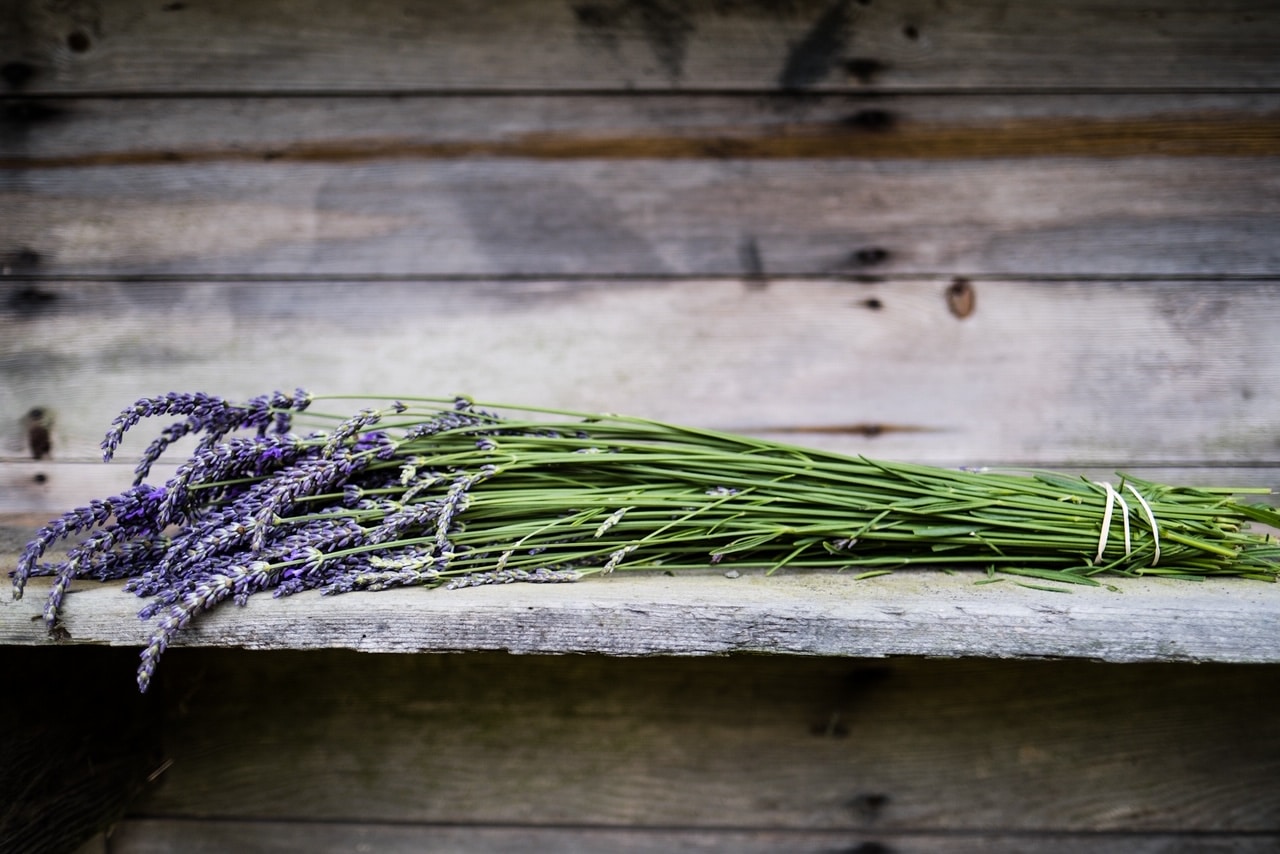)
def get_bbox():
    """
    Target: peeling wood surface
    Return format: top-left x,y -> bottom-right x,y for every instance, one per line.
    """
2,0 -> 1278,93
6,570 -> 1280,664
2,280 -> 1278,478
